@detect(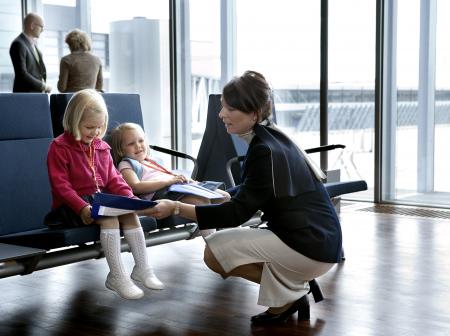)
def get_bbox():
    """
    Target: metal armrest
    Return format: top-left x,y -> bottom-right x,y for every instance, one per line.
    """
150,145 -> 198,178
225,144 -> 346,187
226,155 -> 246,187
305,144 -> 345,154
